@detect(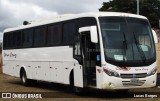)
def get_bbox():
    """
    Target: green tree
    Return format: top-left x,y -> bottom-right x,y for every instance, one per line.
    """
99,0 -> 160,29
